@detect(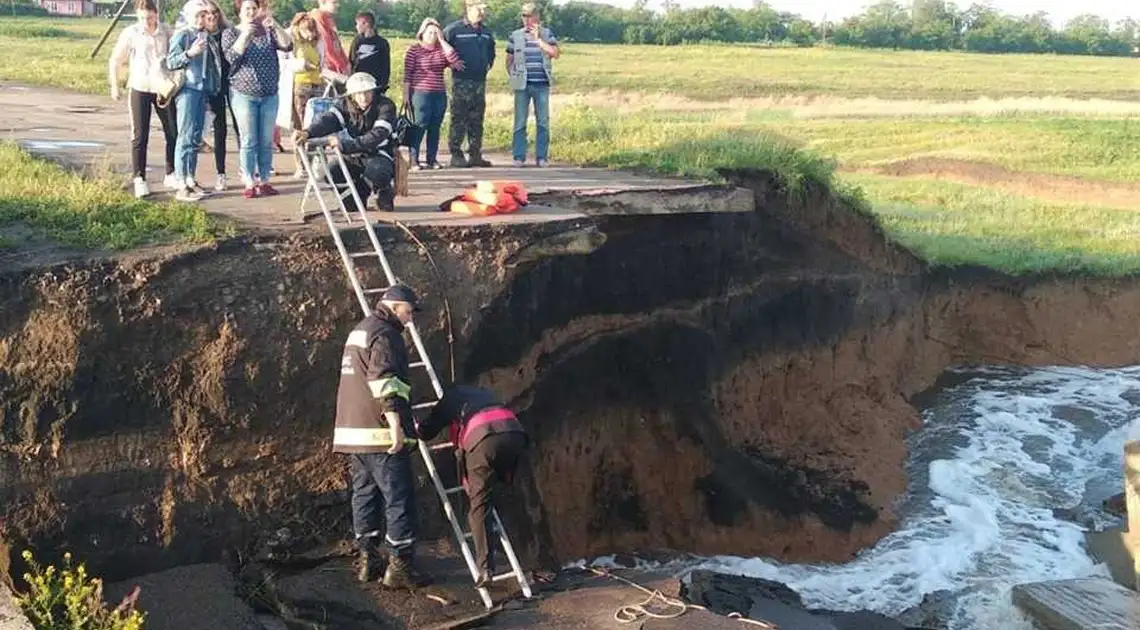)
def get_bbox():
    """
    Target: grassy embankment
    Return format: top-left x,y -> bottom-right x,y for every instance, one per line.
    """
0,141 -> 219,250
4,17 -> 1140,272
